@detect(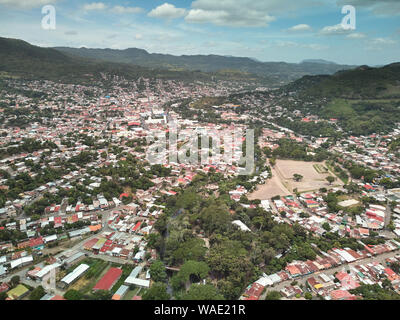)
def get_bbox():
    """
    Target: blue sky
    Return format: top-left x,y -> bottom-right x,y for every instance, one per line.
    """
0,0 -> 399,65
